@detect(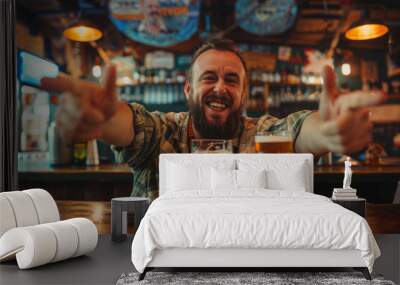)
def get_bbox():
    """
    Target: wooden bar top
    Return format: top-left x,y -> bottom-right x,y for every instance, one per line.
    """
18,161 -> 133,182
314,165 -> 400,175
18,161 -> 400,176
18,161 -> 131,174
